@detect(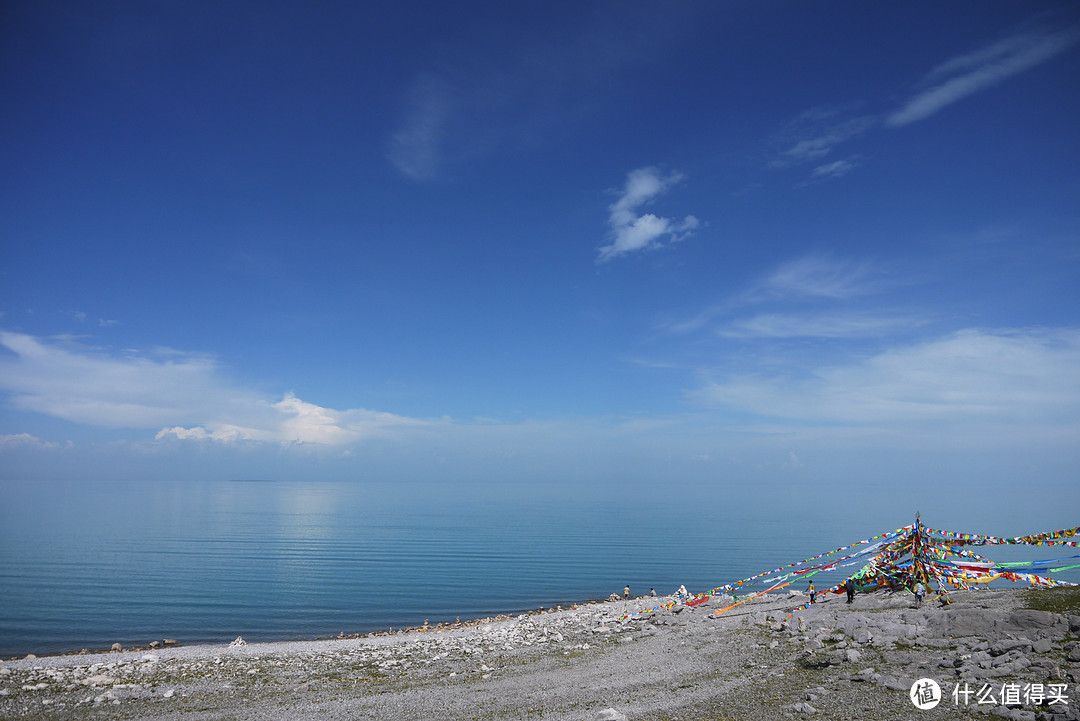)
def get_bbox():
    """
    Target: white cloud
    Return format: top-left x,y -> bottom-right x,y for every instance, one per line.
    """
597,167 -> 699,263
387,75 -> 454,181
771,110 -> 875,167
810,158 -> 858,180
758,255 -> 885,301
385,7 -> 698,182
0,331 -> 428,447
887,23 -> 1080,127
691,328 -> 1080,430
661,256 -> 893,335
157,393 -> 427,446
719,311 -> 925,339
0,432 -> 69,451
